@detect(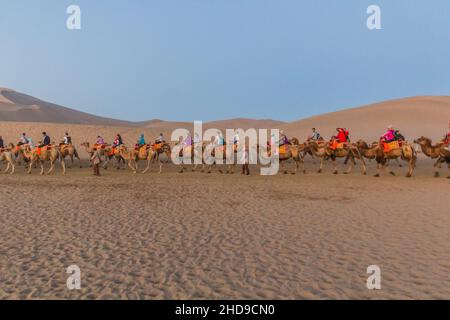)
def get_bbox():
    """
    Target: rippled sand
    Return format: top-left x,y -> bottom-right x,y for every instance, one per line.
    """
0,159 -> 449,299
